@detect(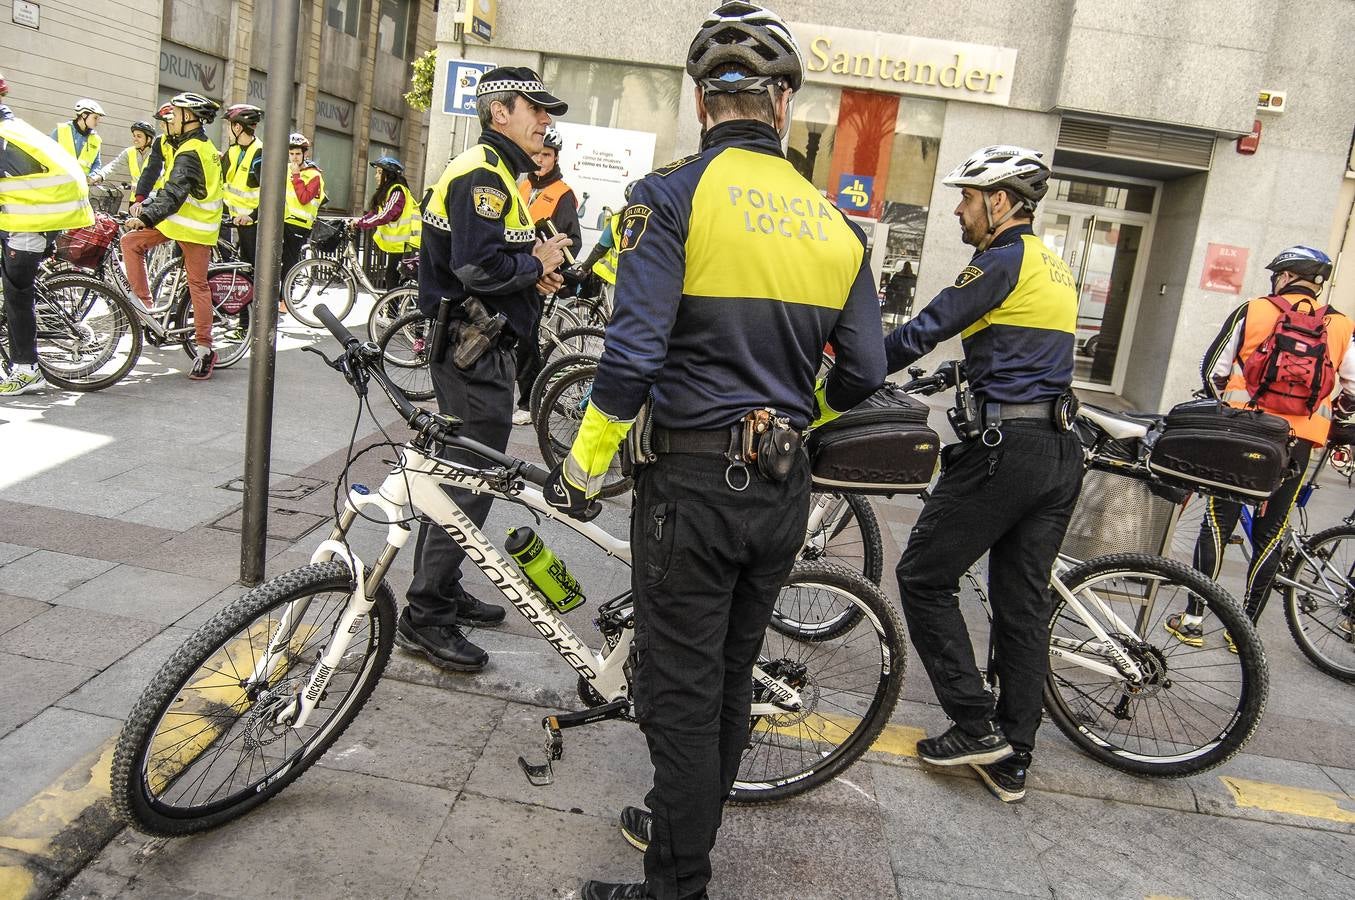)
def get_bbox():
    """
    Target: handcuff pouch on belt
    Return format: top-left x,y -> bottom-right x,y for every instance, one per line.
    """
947,382 -> 983,443
724,408 -> 800,490
621,397 -> 657,477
